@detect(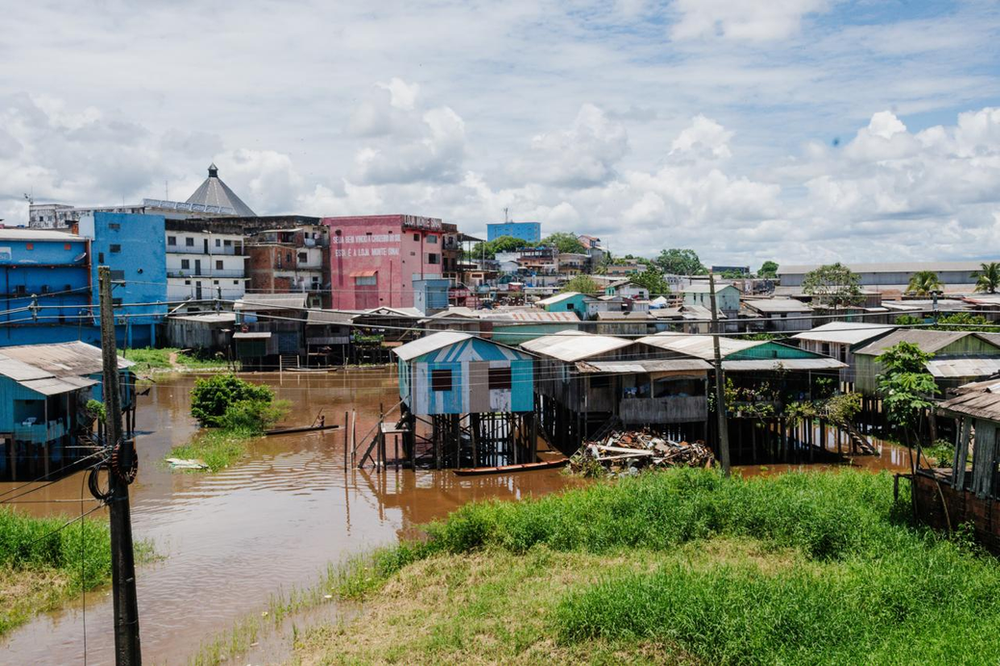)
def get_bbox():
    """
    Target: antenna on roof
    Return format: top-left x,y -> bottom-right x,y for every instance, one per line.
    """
165,180 -> 169,200
23,192 -> 33,205
503,207 -> 509,223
